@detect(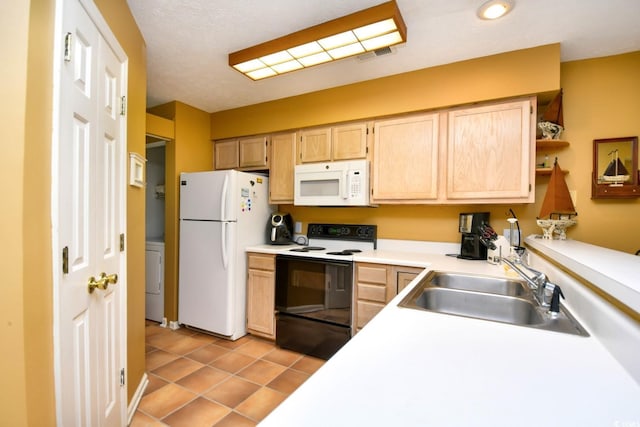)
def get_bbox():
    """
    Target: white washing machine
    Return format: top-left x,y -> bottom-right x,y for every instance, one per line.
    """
145,240 -> 165,322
